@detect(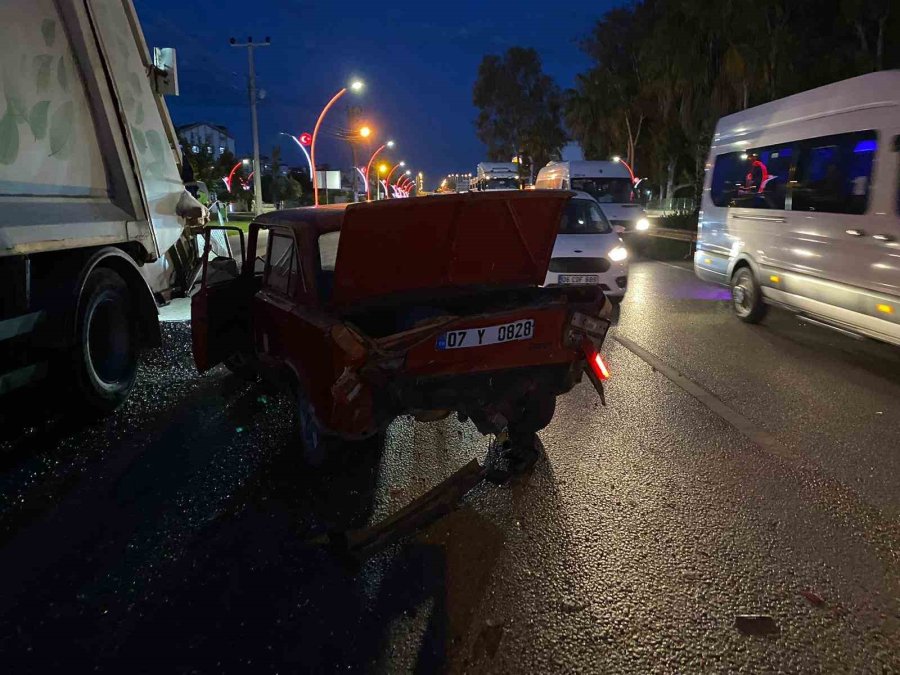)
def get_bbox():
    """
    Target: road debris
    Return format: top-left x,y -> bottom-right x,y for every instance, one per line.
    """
800,590 -> 826,606
735,614 -> 780,636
